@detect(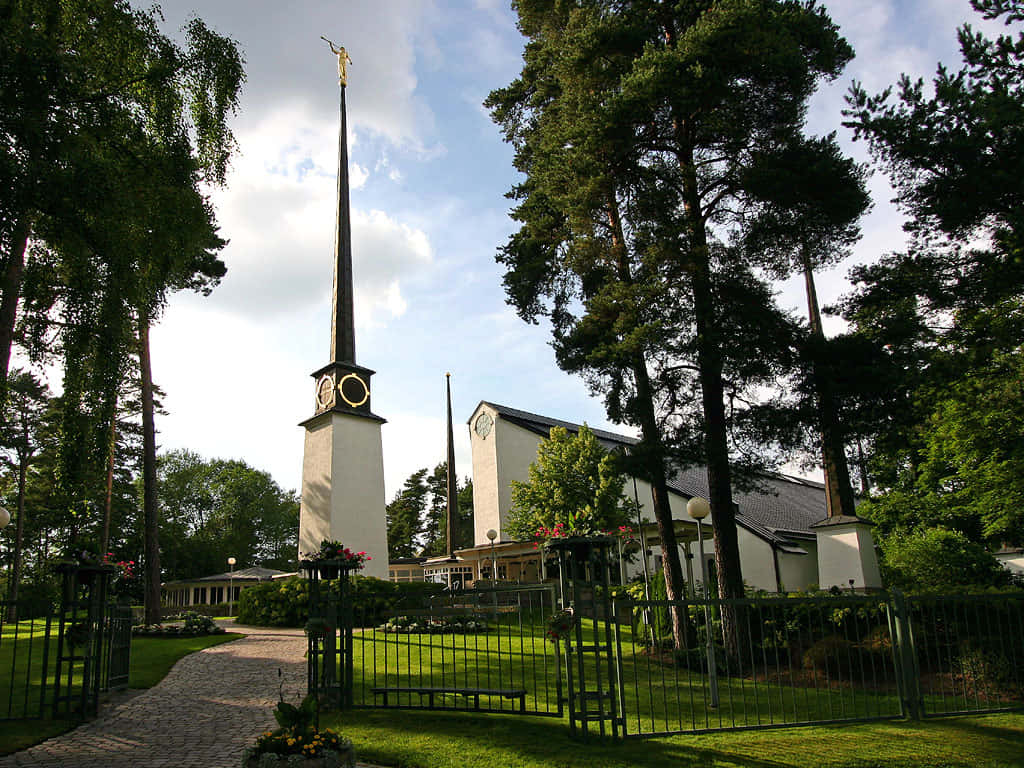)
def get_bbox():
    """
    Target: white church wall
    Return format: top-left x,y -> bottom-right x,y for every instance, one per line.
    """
777,540 -> 819,592
736,527 -> 776,592
470,404 -> 501,547
494,418 -> 546,543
